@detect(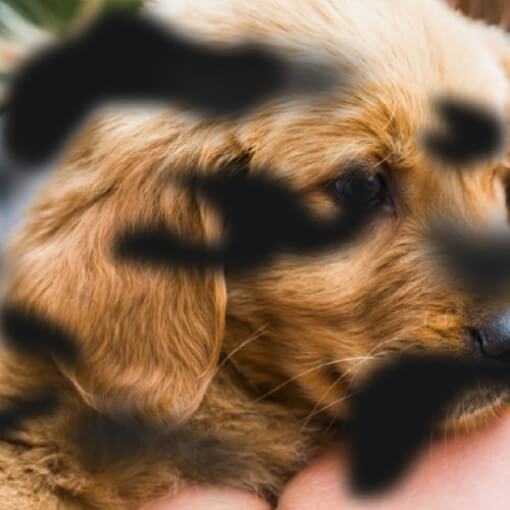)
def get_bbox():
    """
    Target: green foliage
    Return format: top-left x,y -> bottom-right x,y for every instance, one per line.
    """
1,0 -> 81,32
0,0 -> 144,35
0,1 -> 144,111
